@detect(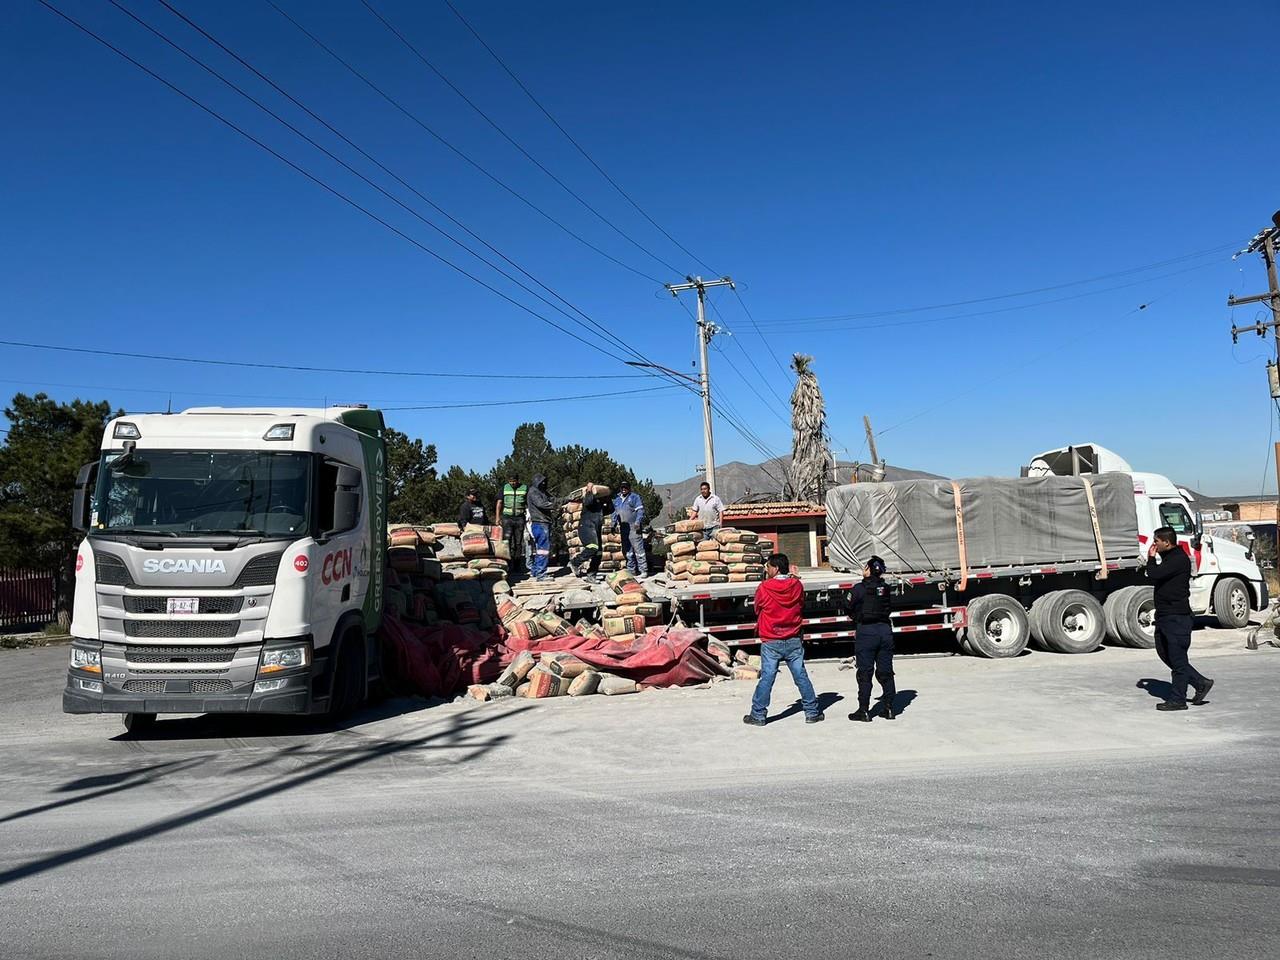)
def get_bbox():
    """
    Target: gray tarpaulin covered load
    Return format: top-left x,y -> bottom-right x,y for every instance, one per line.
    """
824,473 -> 1140,574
